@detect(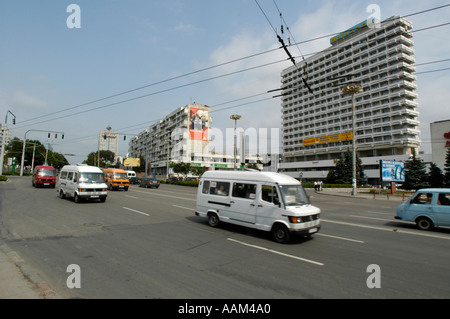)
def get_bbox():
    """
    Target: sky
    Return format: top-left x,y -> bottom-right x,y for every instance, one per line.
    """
1,0 -> 449,165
